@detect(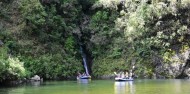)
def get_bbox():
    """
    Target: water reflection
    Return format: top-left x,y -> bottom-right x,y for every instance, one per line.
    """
29,81 -> 43,87
77,79 -> 91,84
114,81 -> 135,94
1,80 -> 190,94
